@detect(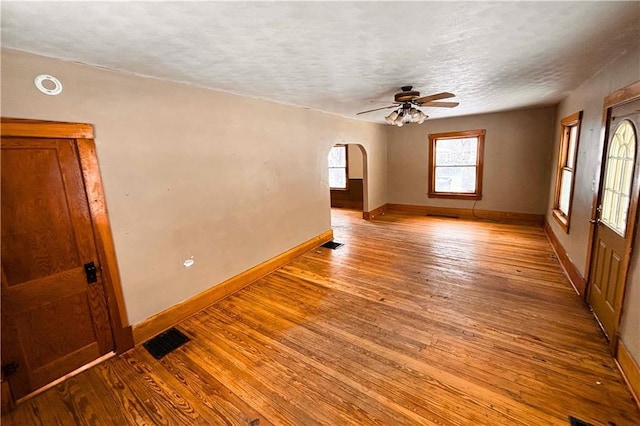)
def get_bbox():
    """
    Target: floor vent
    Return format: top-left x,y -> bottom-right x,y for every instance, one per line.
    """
322,241 -> 344,250
568,416 -> 593,426
143,327 -> 190,359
